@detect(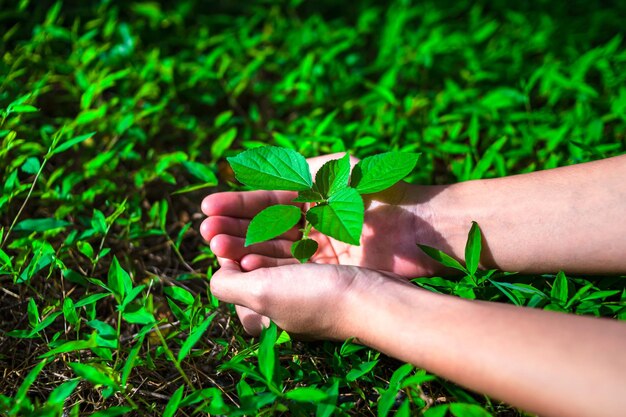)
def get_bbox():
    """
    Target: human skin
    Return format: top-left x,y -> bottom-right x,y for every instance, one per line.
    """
200,154 -> 626,417
203,154 -> 626,276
